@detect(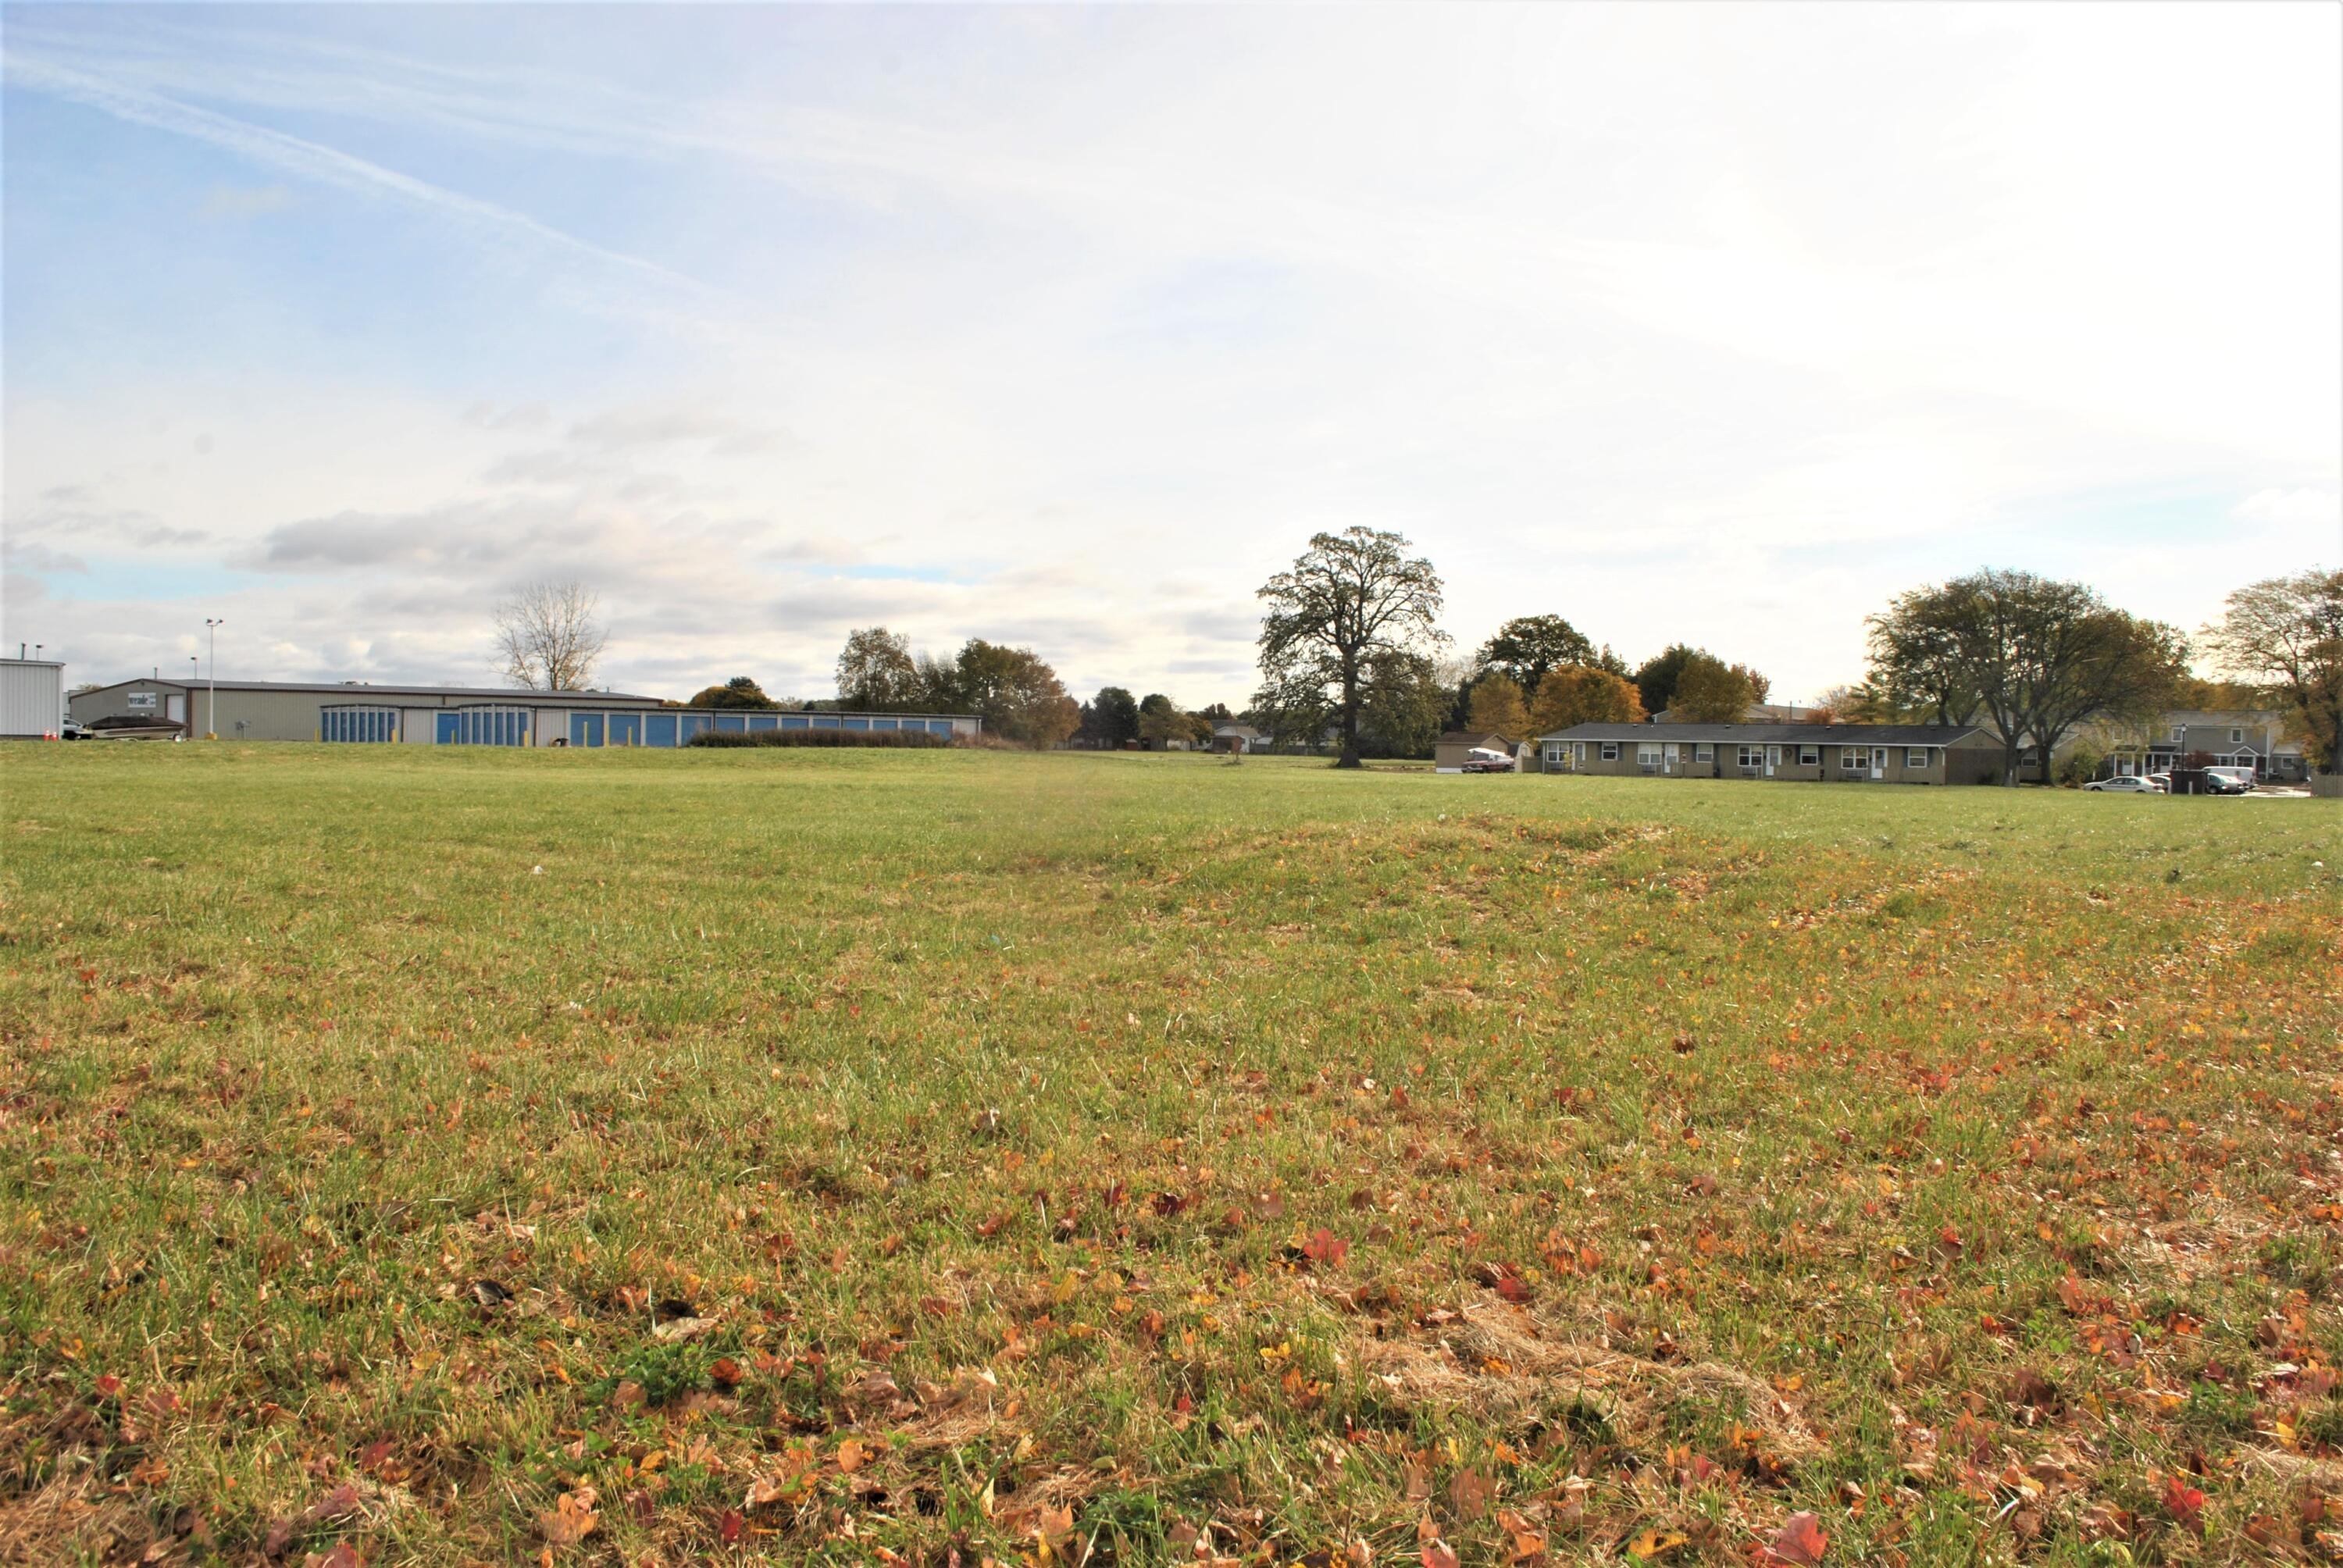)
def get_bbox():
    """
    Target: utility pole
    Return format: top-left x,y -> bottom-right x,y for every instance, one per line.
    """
205,618 -> 225,739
